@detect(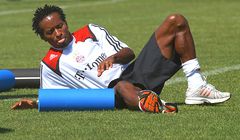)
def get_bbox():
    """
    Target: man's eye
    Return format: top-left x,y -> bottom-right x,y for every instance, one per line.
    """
46,29 -> 54,35
56,23 -> 63,29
